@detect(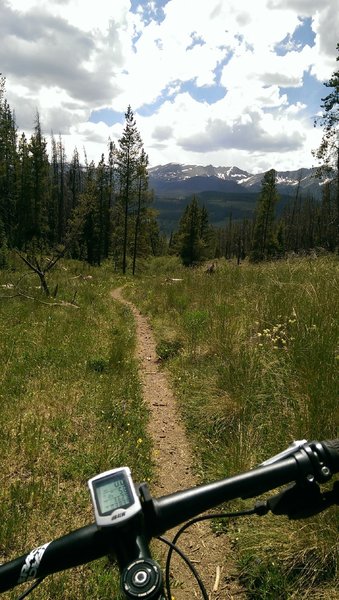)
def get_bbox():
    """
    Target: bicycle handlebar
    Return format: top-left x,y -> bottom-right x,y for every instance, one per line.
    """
0,439 -> 338,596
